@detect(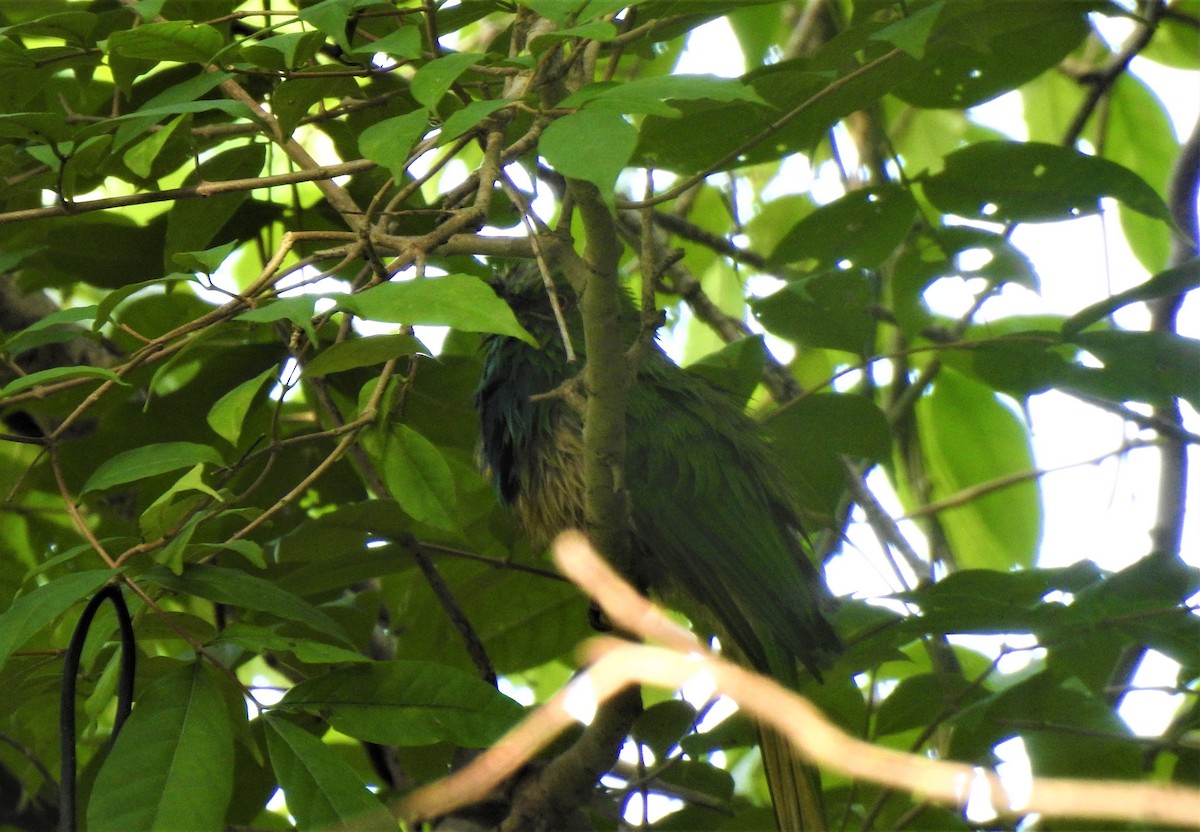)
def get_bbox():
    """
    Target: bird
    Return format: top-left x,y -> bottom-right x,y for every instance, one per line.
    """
474,262 -> 842,829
